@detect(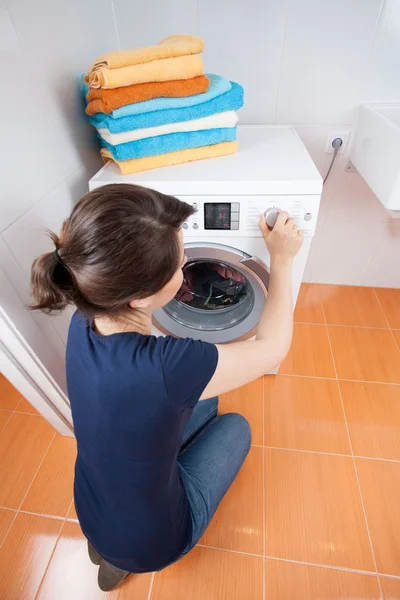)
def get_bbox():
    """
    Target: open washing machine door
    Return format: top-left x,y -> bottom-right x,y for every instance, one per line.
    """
153,242 -> 269,343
